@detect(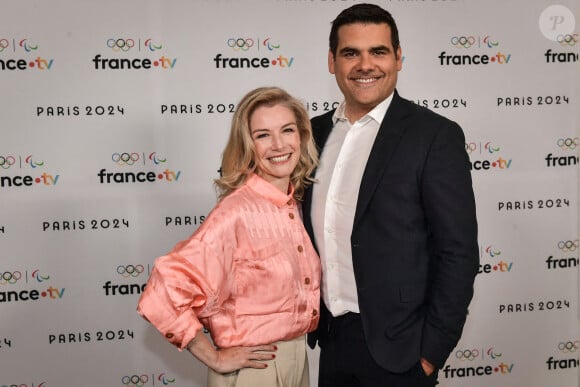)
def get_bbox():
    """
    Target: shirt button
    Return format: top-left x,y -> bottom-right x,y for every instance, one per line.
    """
287,200 -> 293,206
165,333 -> 174,339
289,213 -> 295,219
297,245 -> 303,253
304,277 -> 310,285
312,309 -> 318,316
